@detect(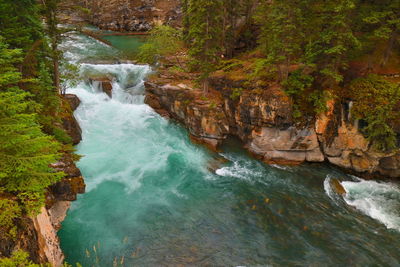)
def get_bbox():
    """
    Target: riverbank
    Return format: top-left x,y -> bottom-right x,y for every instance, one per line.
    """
0,94 -> 85,266
54,32 -> 400,266
144,64 -> 400,180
